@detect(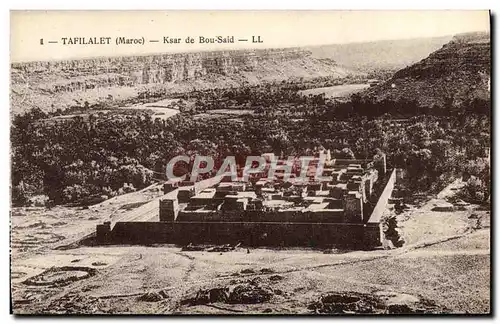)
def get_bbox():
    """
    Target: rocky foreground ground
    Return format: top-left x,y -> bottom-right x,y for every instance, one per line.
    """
10,181 -> 490,314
